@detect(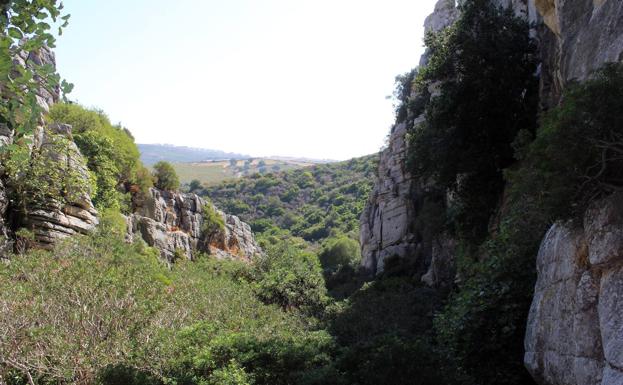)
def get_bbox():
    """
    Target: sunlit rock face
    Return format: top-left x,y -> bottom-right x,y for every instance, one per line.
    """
525,194 -> 623,385
127,188 -> 262,263
359,0 -> 458,287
